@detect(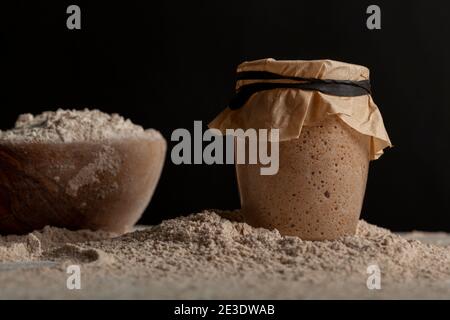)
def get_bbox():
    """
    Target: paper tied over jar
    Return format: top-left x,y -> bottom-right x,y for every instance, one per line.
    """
208,58 -> 392,160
